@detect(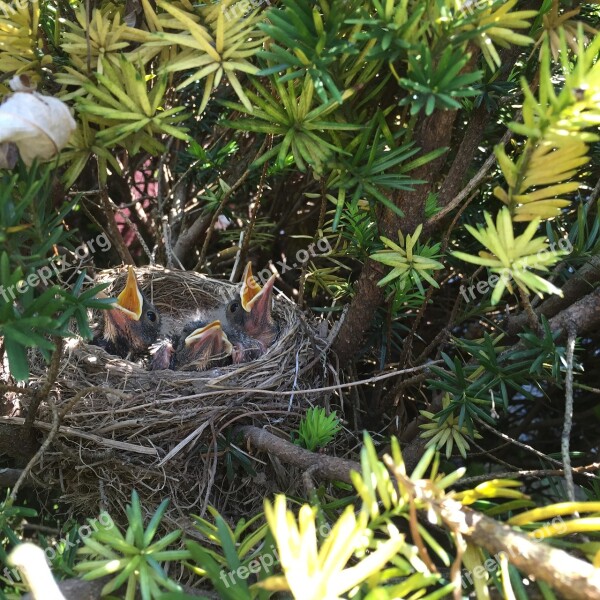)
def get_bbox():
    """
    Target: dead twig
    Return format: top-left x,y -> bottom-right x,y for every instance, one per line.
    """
24,337 -> 63,433
195,137 -> 269,271
562,324 -> 577,503
98,176 -> 134,265
11,399 -> 61,500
